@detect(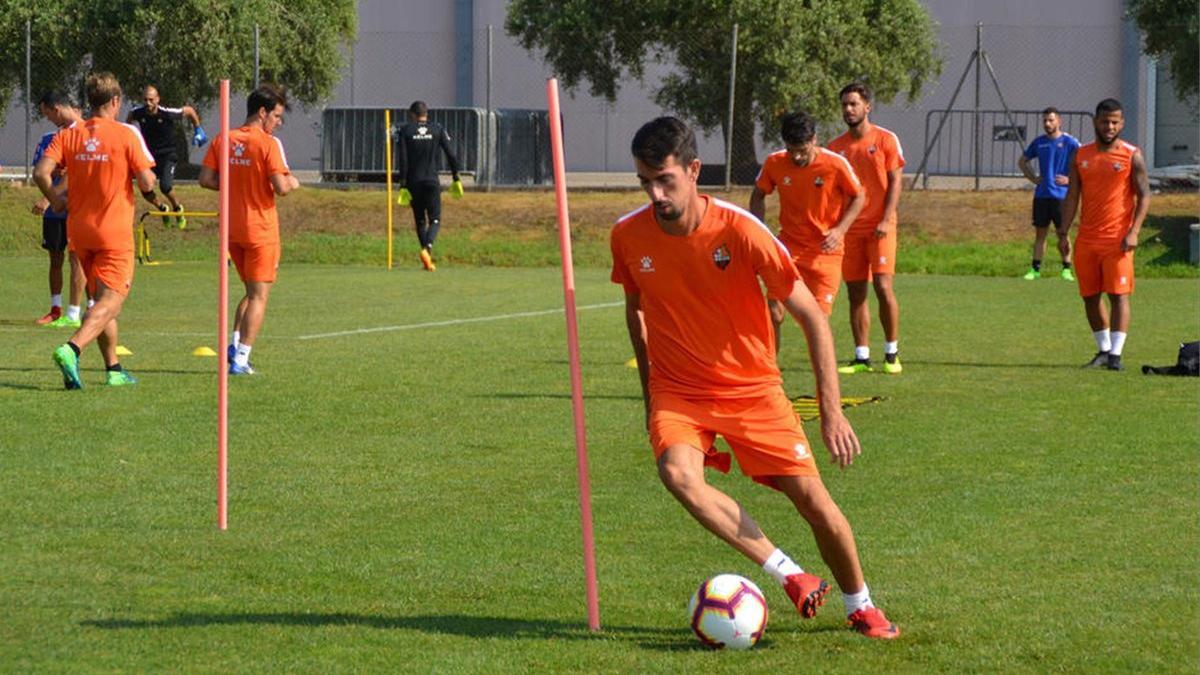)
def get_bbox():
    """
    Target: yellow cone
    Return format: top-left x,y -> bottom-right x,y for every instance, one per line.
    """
192,346 -> 218,357
625,357 -> 638,368
115,345 -> 133,356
